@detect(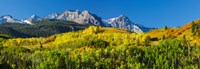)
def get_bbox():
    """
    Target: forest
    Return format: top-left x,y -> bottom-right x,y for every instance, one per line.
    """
0,20 -> 90,38
0,19 -> 200,69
